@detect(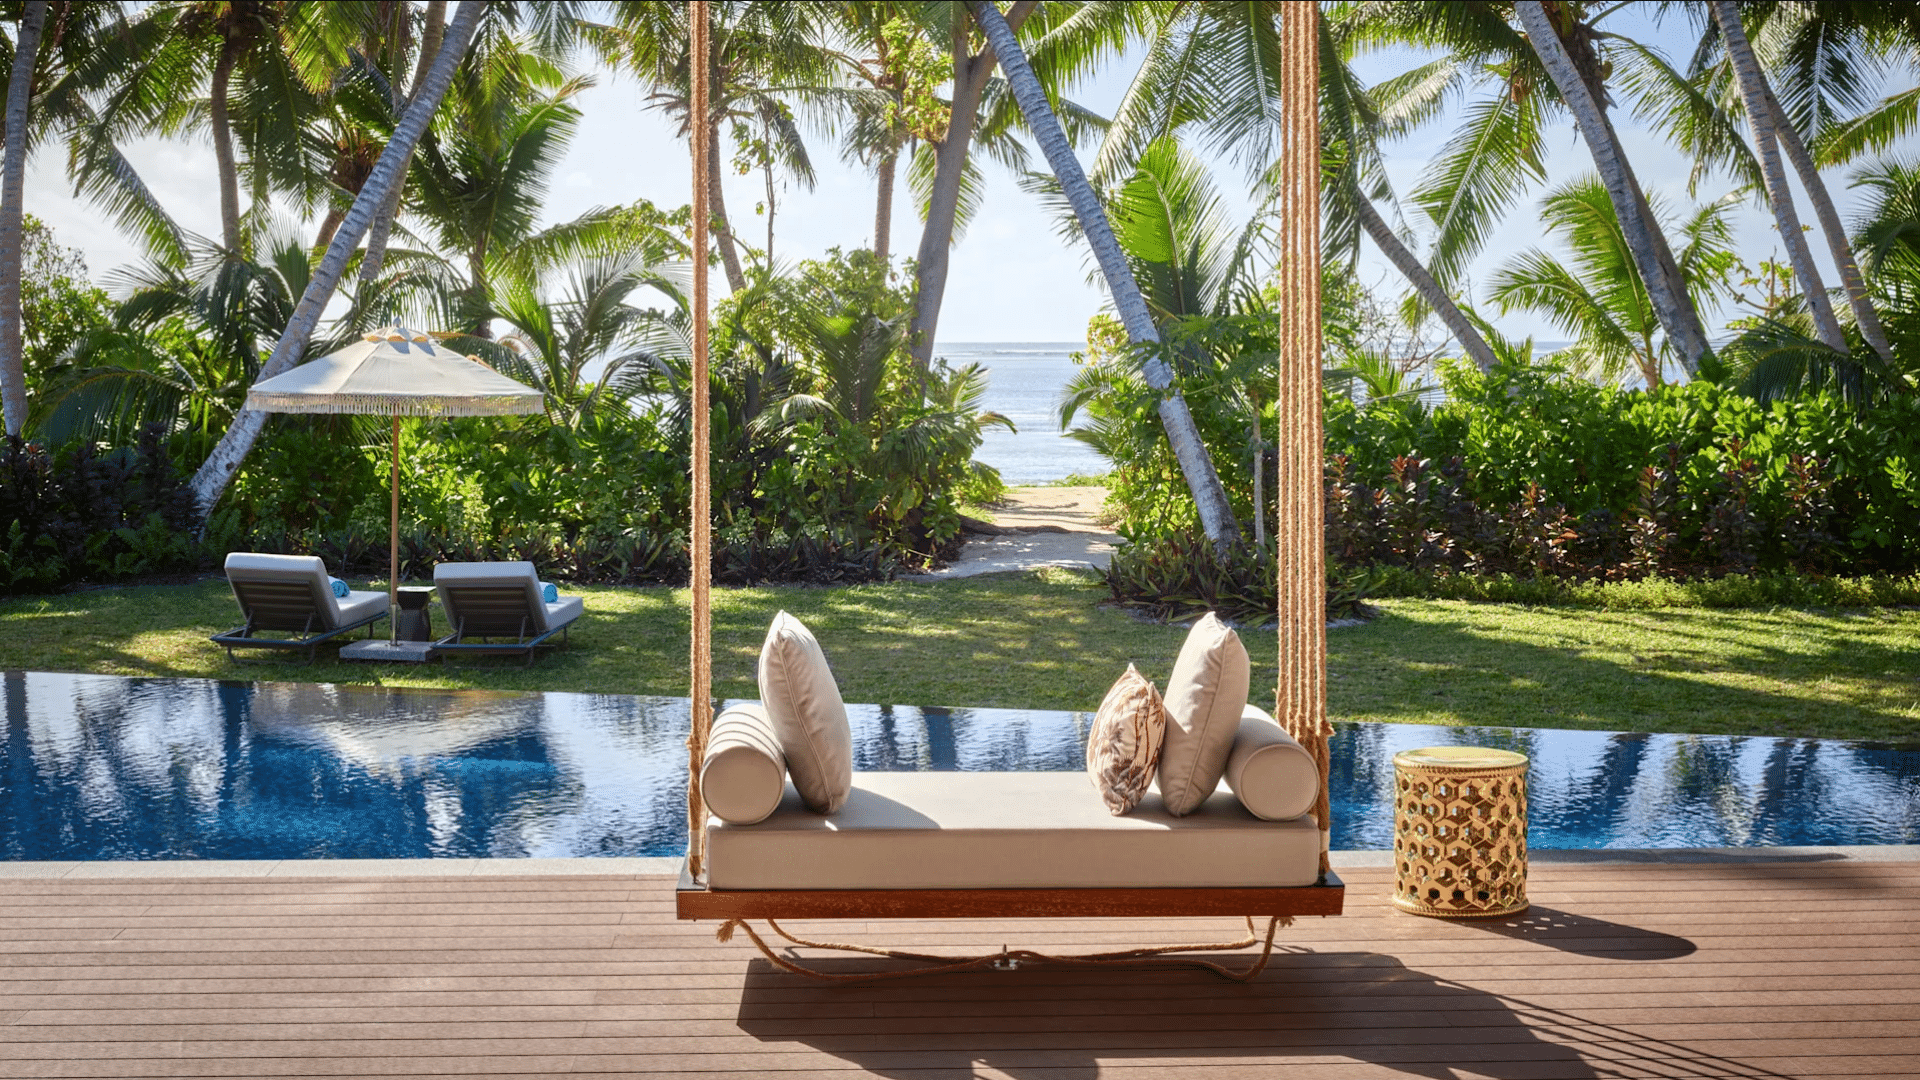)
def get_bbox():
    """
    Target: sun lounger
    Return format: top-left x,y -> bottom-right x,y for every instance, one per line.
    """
213,553 -> 389,663
432,561 -> 582,665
